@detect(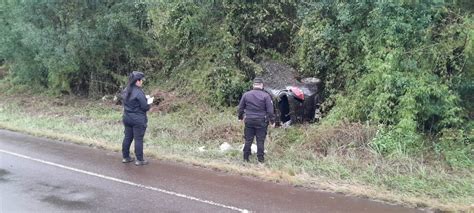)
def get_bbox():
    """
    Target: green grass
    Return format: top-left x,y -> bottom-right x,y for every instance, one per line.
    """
0,94 -> 472,212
